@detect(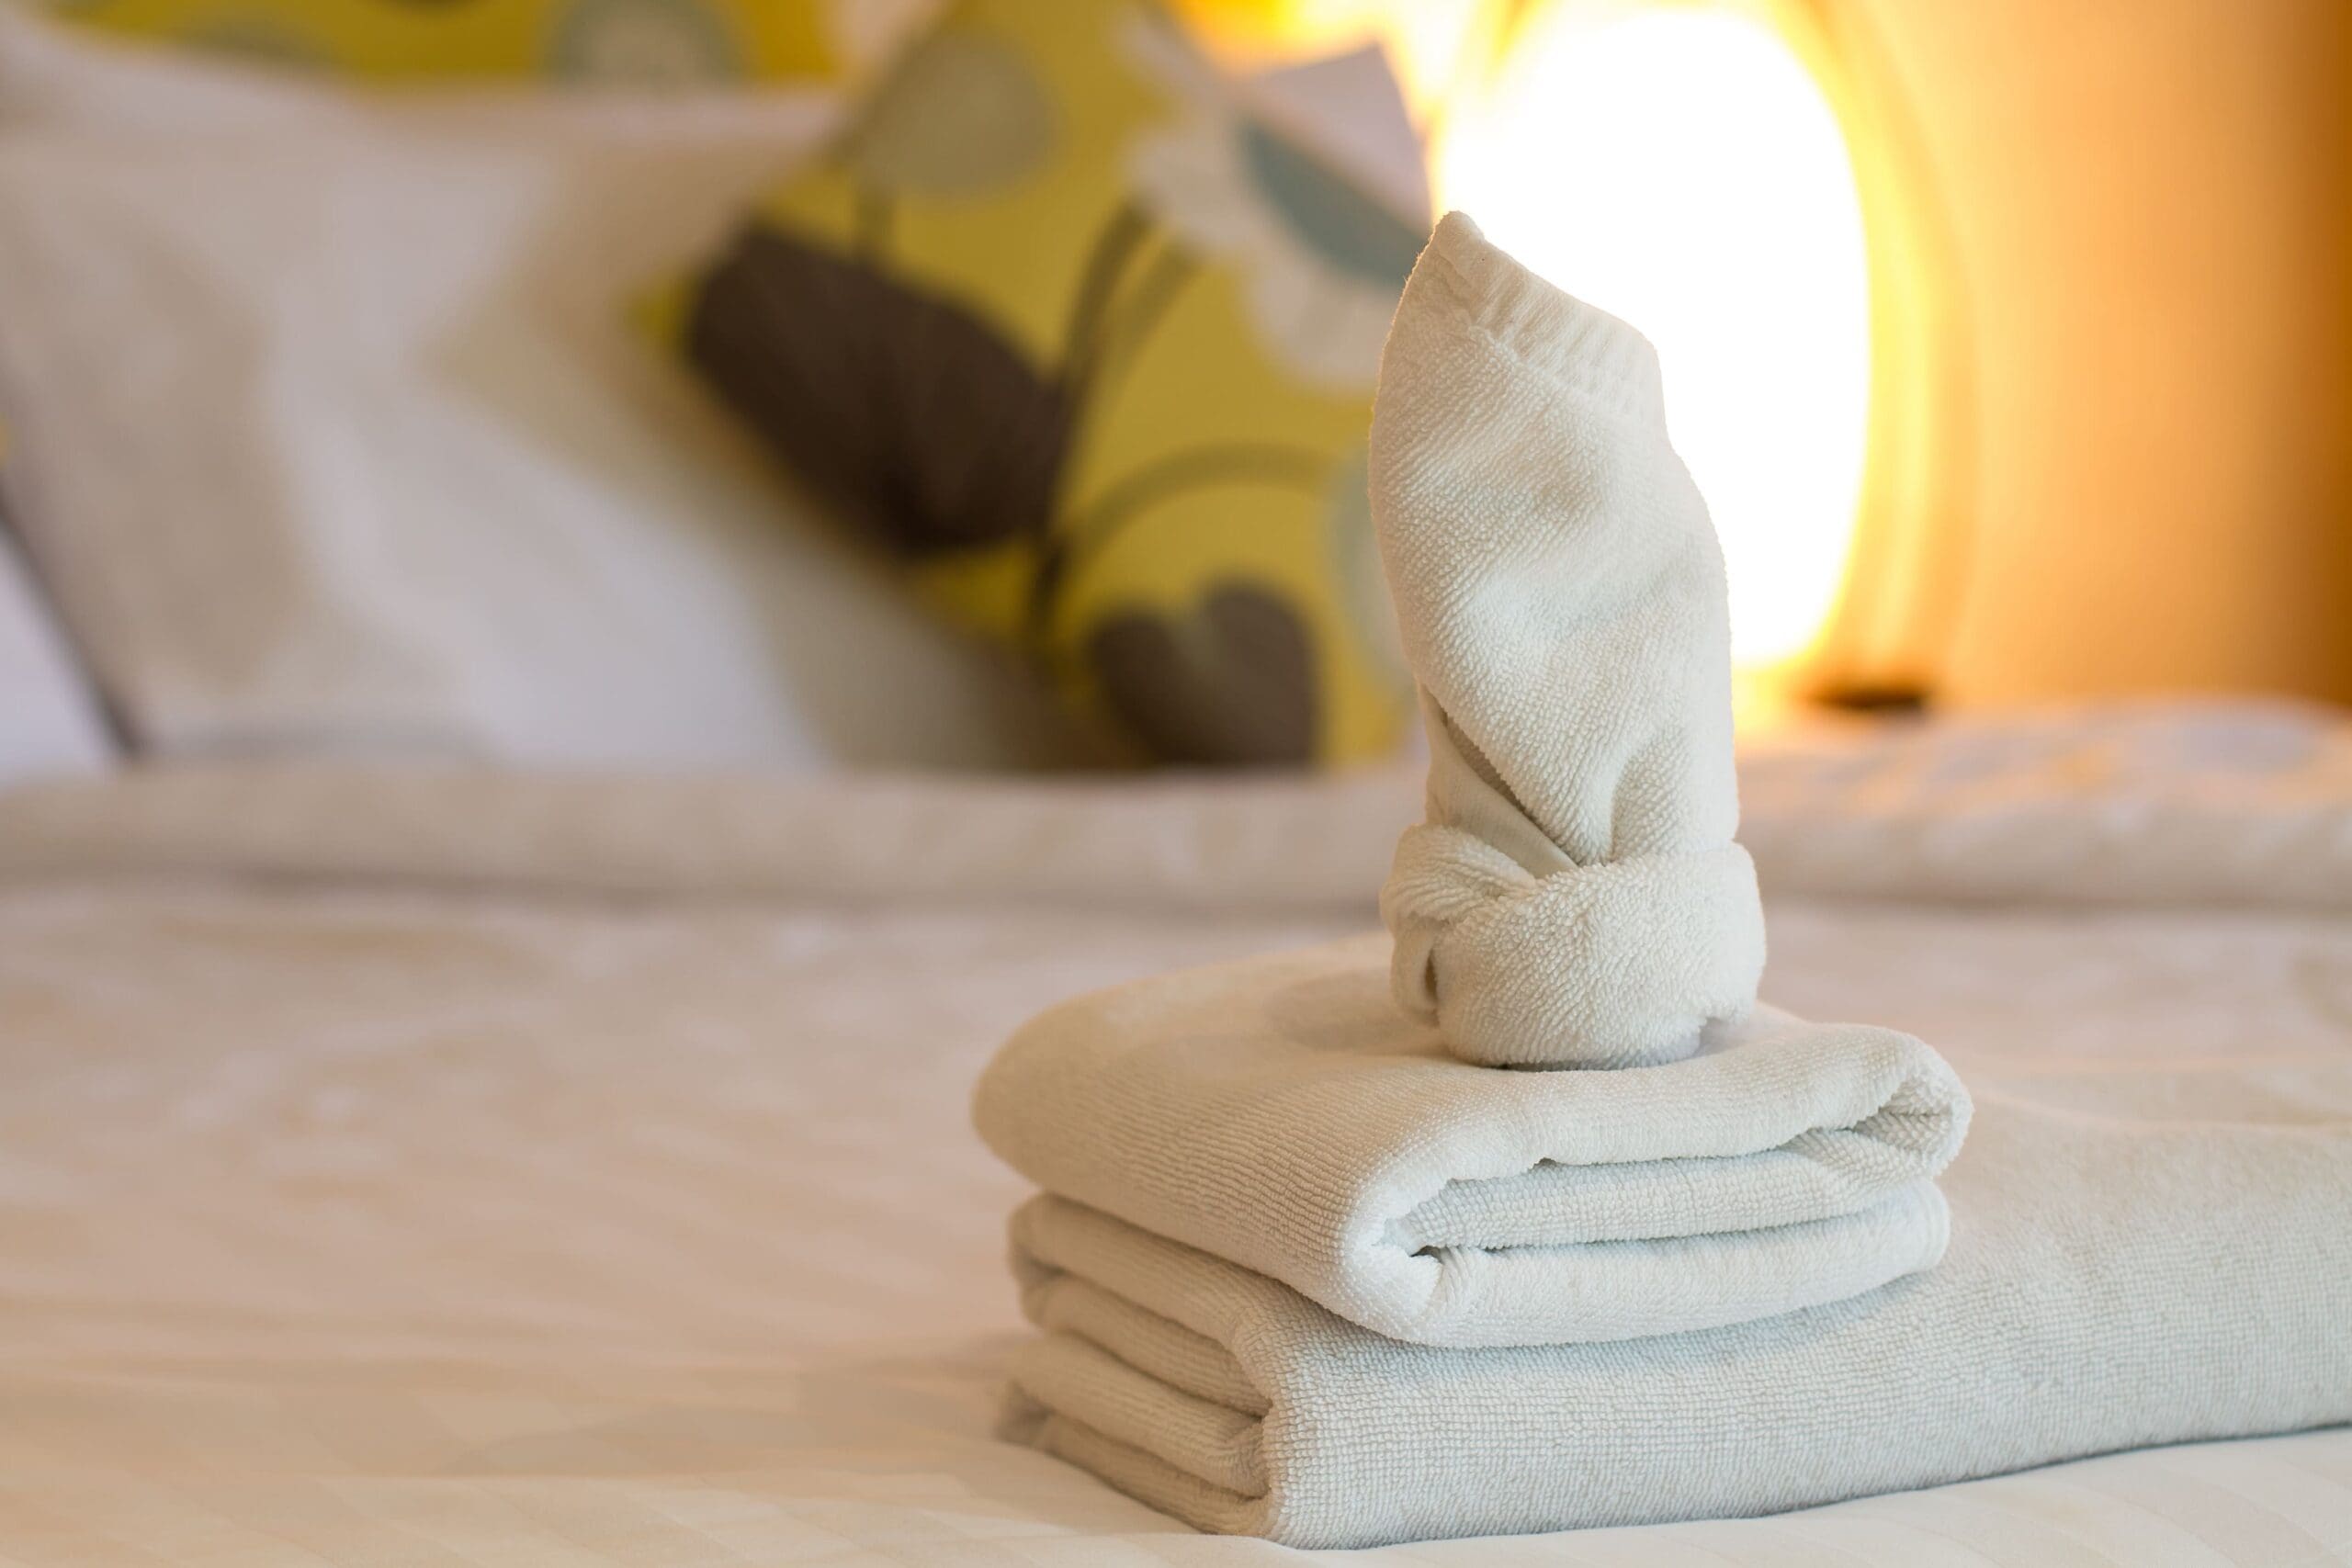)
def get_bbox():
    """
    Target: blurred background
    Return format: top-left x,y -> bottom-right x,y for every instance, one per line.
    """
1189,0 -> 2352,716
1,0 -> 2346,777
